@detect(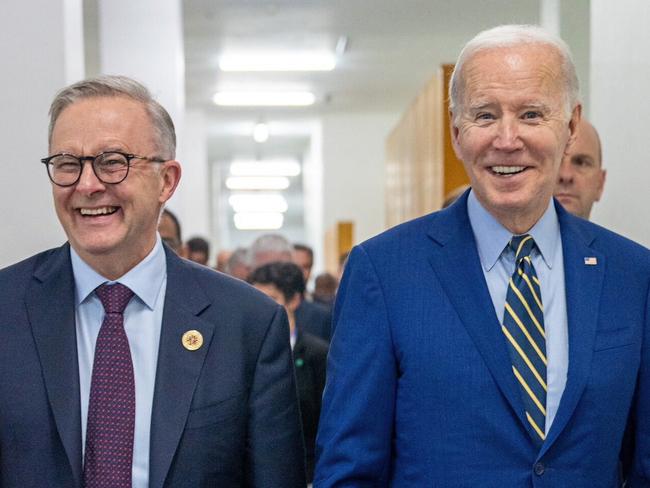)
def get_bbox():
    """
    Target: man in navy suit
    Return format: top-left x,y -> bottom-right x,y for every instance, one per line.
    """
0,75 -> 305,487
315,25 -> 650,487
